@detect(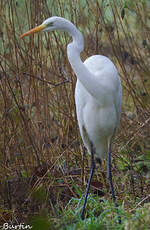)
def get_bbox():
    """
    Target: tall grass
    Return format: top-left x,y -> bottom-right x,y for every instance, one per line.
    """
0,0 -> 150,227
